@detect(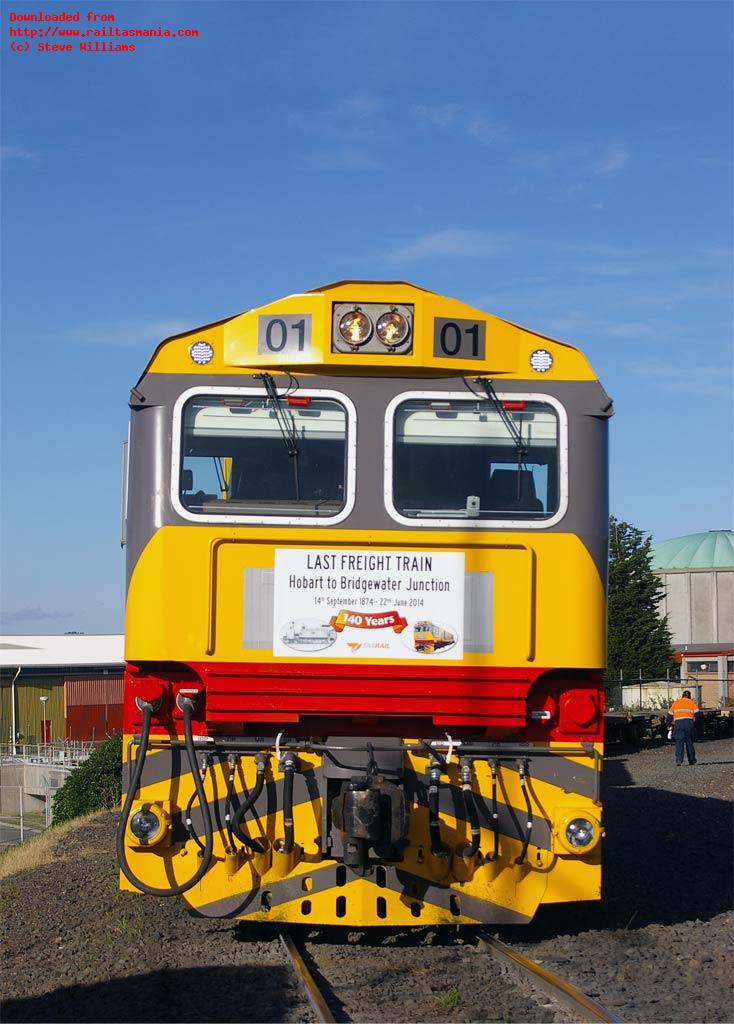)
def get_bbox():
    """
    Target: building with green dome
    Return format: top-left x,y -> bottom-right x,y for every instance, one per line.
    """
651,530 -> 734,706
